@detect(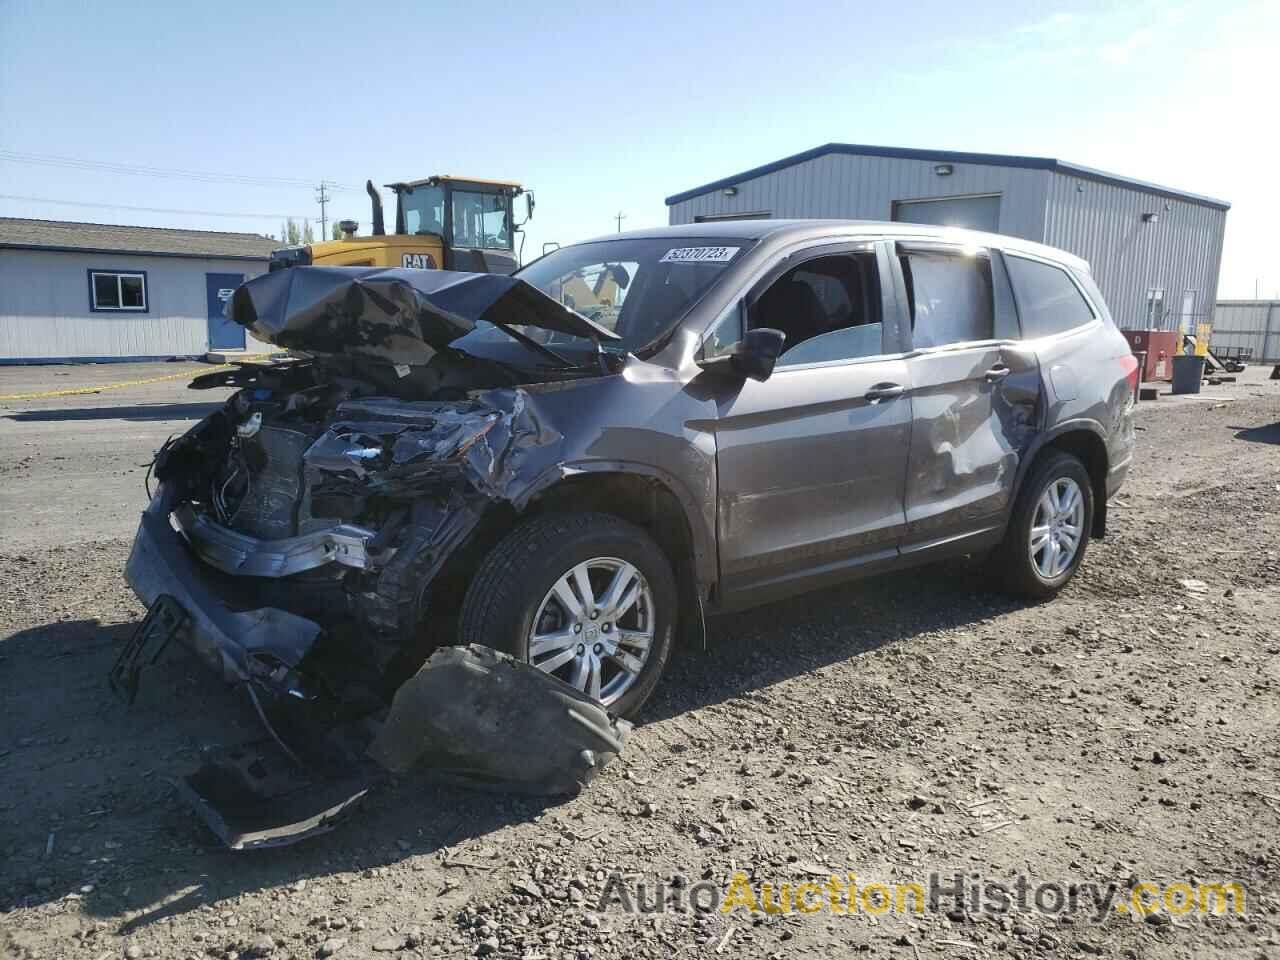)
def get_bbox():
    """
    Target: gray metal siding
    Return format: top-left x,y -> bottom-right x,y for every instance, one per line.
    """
0,249 -> 270,360
1211,301 -> 1280,361
1043,172 -> 1227,332
667,154 -> 1050,241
